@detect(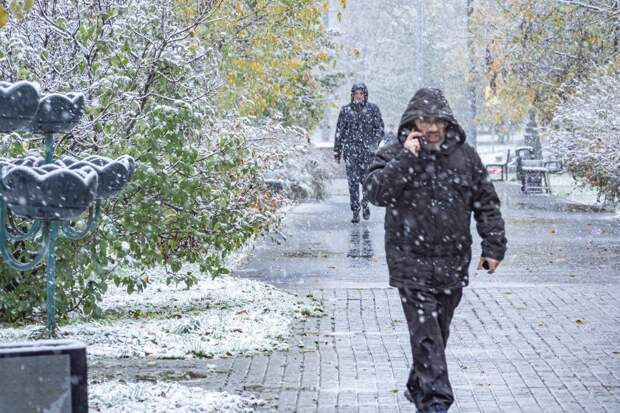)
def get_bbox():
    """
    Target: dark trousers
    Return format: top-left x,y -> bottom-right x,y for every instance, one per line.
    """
345,158 -> 369,212
398,287 -> 463,413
